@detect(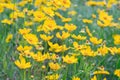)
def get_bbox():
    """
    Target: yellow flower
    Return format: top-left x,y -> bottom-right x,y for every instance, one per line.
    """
33,11 -> 46,22
1,19 -> 13,25
72,34 -> 86,40
62,17 -> 72,22
0,4 -> 4,13
68,10 -> 77,16
92,14 -> 96,18
72,76 -> 80,80
56,31 -> 70,40
40,34 -> 53,41
48,42 -> 68,52
97,10 -> 113,27
14,55 -> 31,69
6,34 -> 13,43
17,45 -> 32,52
45,74 -> 59,80
19,28 -> 31,35
91,75 -> 97,80
49,62 -> 60,70
23,33 -> 39,45
90,37 -> 102,45
93,70 -> 110,75
113,34 -> 120,45
97,45 -> 108,56
64,23 -> 77,32
24,21 -> 34,26
32,52 -> 50,62
114,69 -> 120,77
62,55 -> 78,64
86,1 -> 105,6
82,19 -> 93,24
85,26 -> 93,37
